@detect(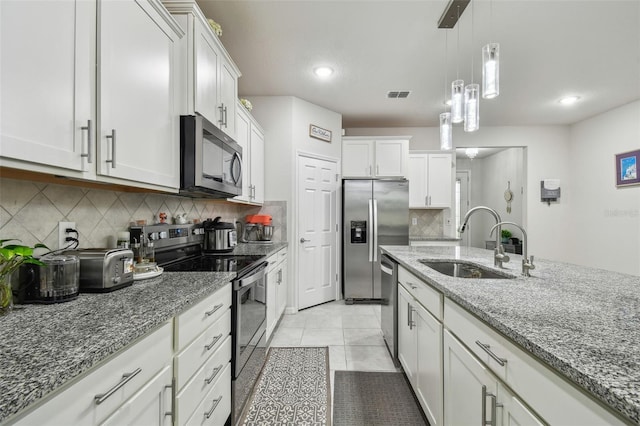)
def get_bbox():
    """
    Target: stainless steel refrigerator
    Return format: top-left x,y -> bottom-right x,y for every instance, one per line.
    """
342,179 -> 409,301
